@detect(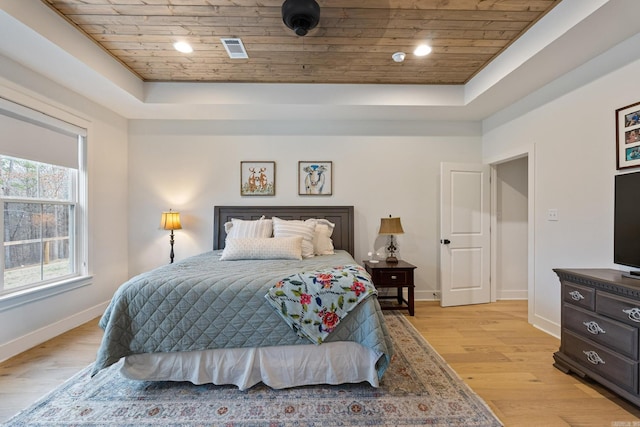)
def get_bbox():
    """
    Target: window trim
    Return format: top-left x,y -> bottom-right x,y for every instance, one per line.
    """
0,274 -> 93,313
